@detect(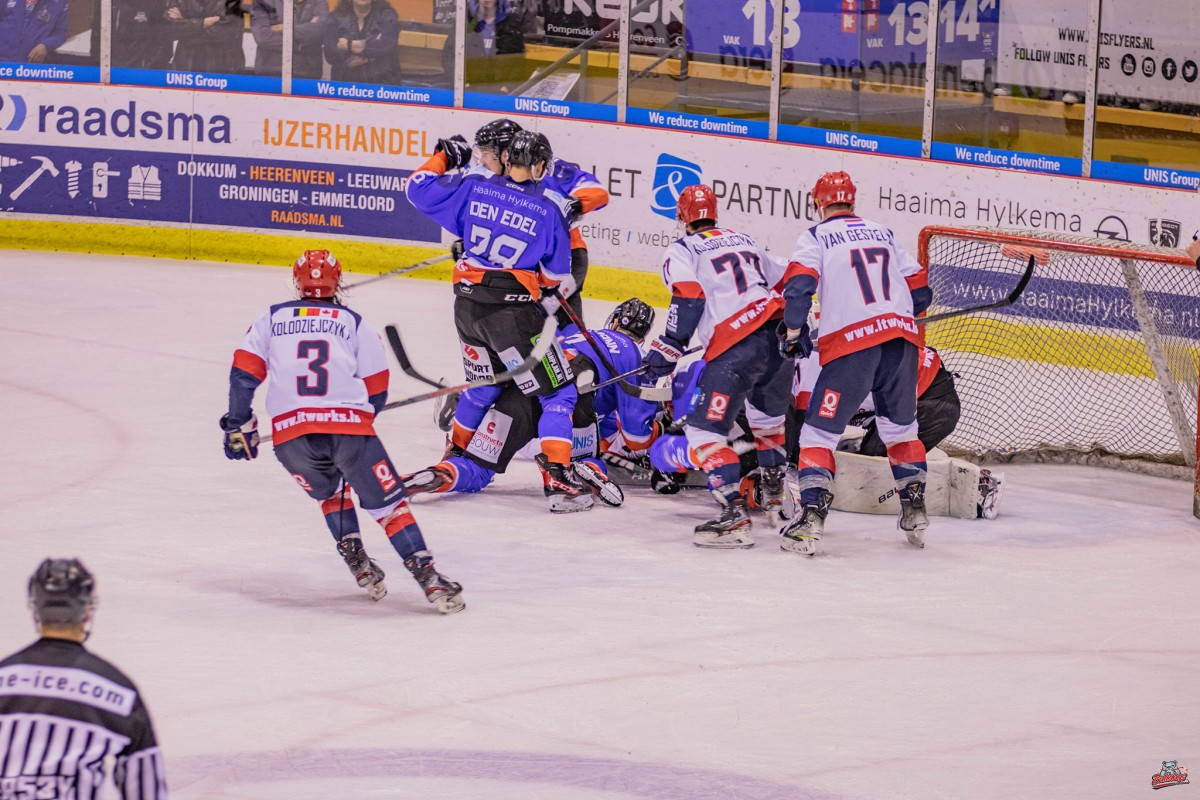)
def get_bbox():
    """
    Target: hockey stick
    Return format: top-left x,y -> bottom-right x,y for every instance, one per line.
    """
551,289 -> 673,402
346,254 -> 452,290
575,346 -> 701,396
917,254 -> 1035,326
259,315 -> 558,444
384,324 -> 446,390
